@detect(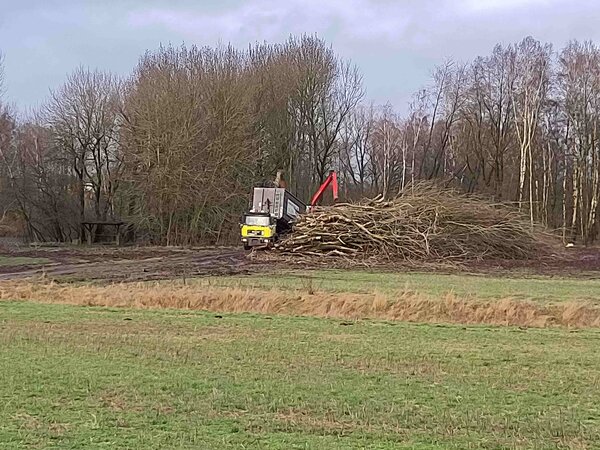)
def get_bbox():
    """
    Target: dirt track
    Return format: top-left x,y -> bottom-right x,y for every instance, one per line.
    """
0,246 -> 250,282
2,244 -> 600,282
